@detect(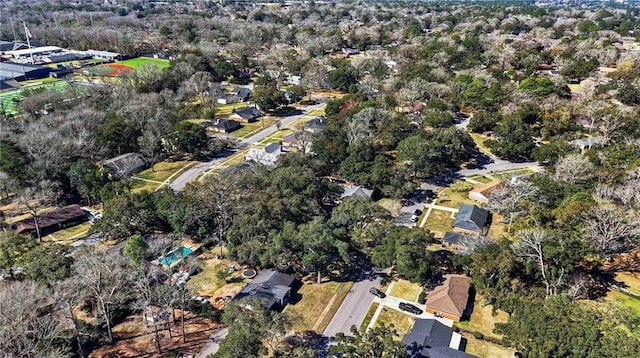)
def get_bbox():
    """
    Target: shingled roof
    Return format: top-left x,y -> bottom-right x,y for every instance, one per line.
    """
11,204 -> 87,235
425,274 -> 471,319
453,204 -> 488,232
234,269 -> 295,310
101,153 -> 148,179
